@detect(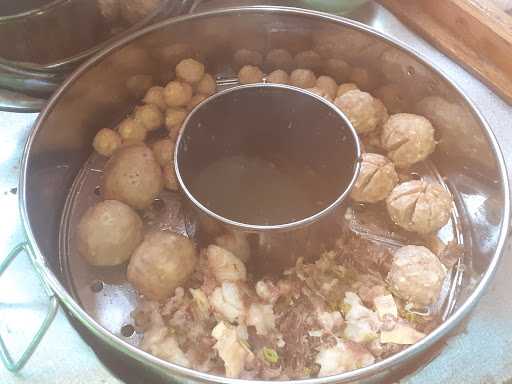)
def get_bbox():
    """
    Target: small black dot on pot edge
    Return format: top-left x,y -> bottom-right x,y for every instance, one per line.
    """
90,280 -> 104,293
121,324 -> 135,337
